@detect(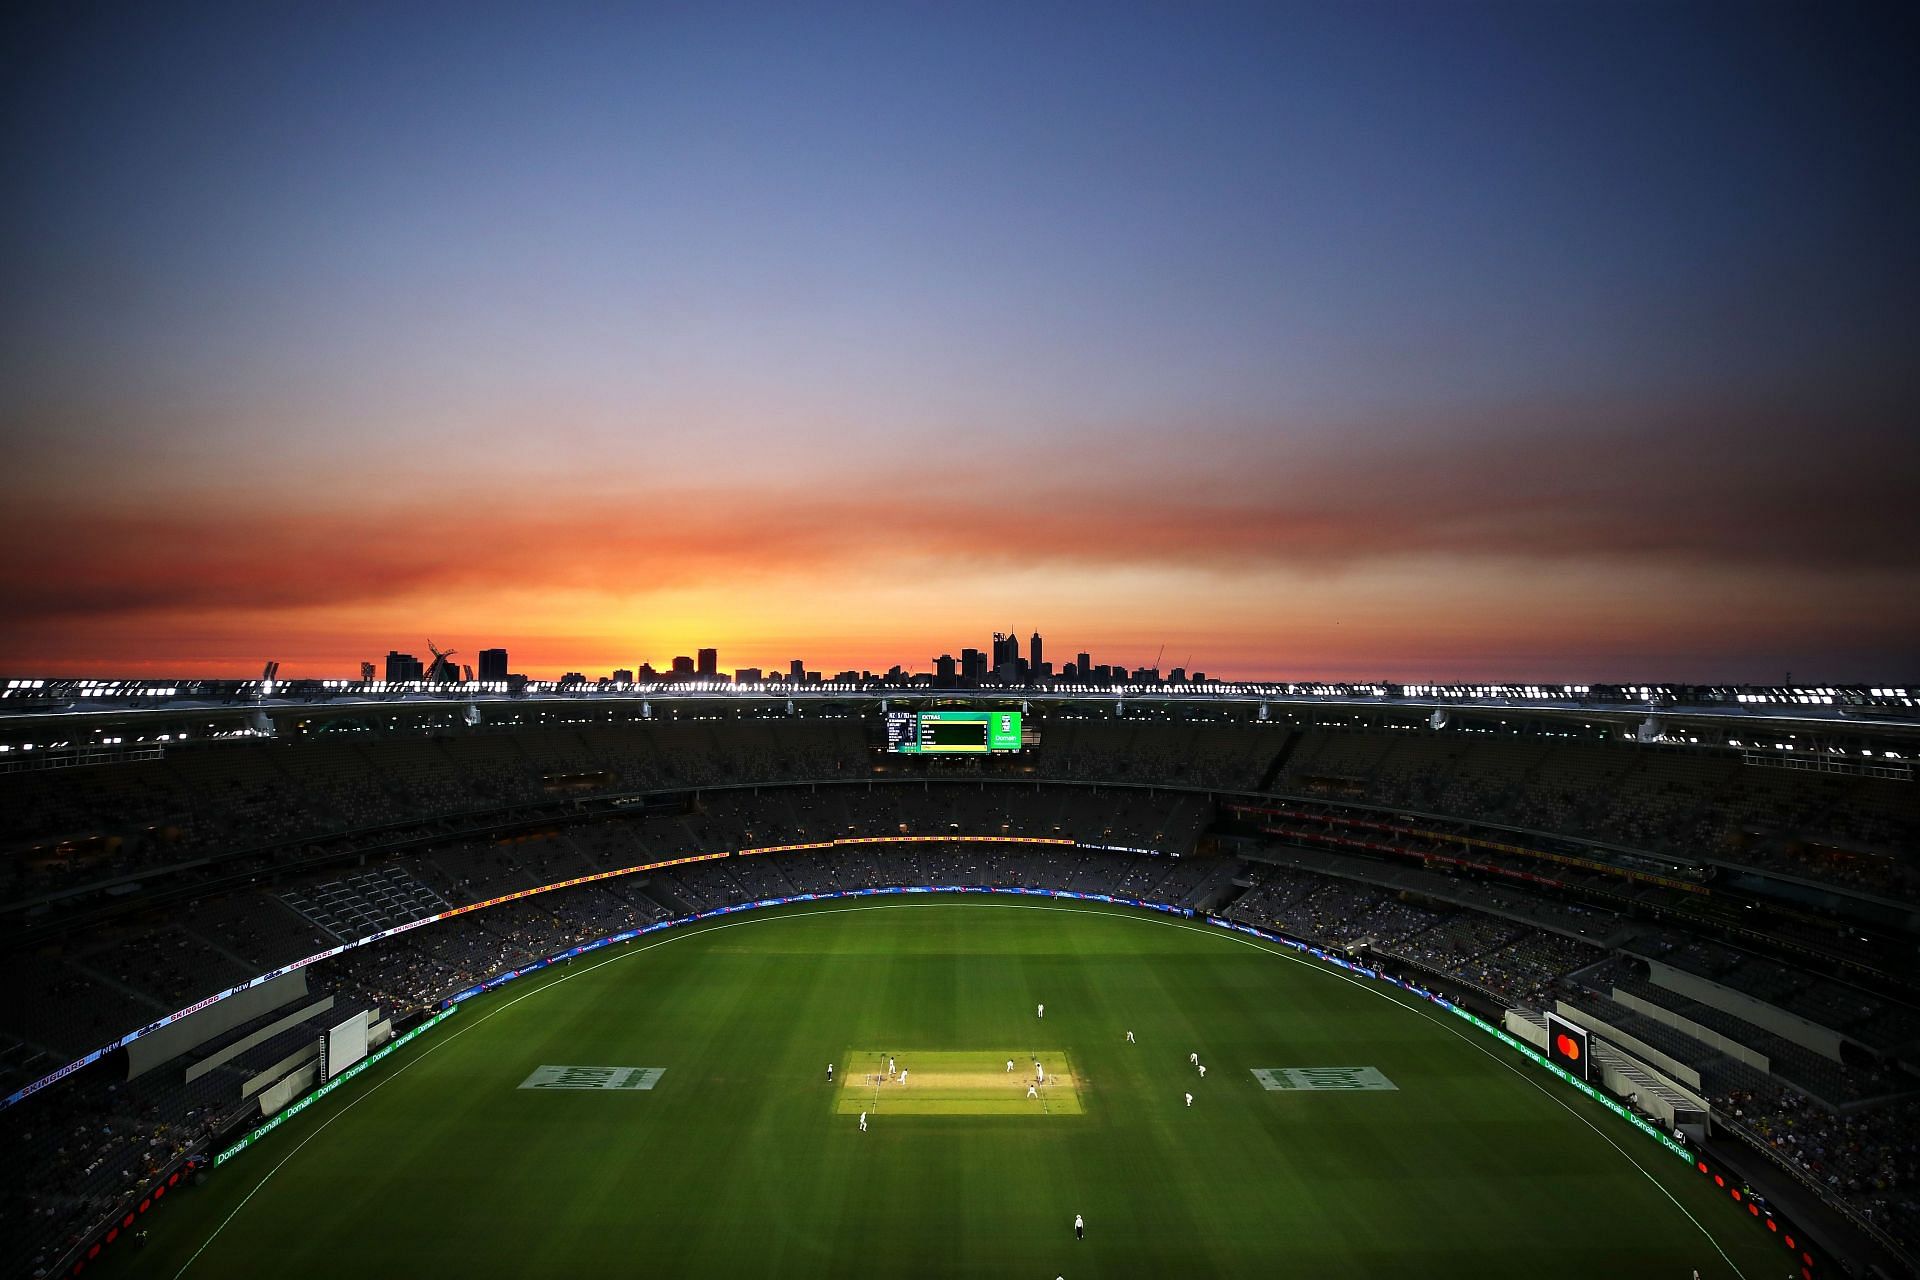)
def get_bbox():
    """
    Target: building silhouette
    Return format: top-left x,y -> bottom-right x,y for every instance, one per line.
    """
478,648 -> 508,681
960,648 -> 985,683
